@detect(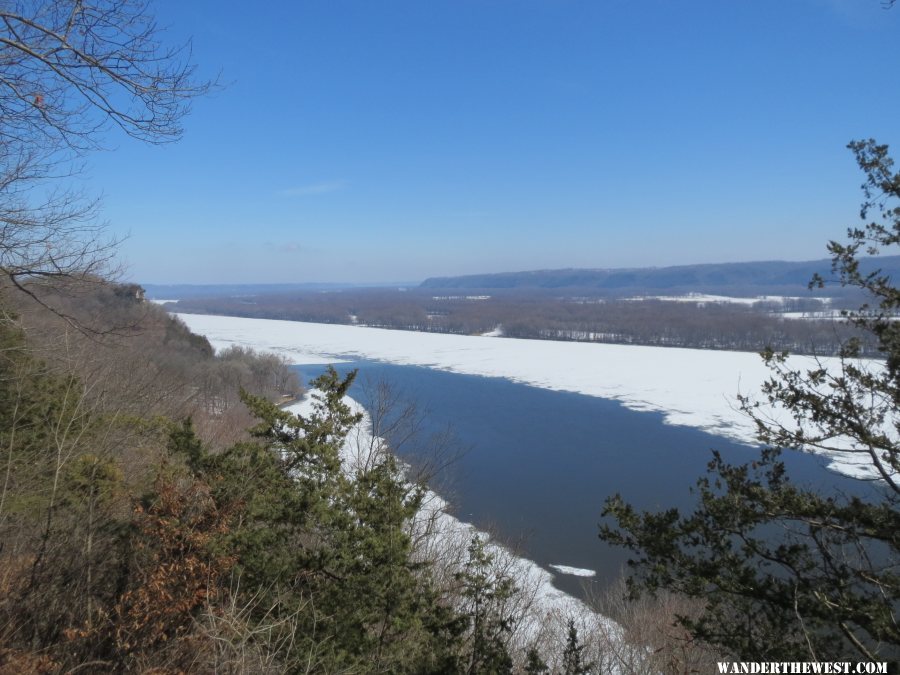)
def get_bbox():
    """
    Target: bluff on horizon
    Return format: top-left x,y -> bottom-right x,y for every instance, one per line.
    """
419,255 -> 900,295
